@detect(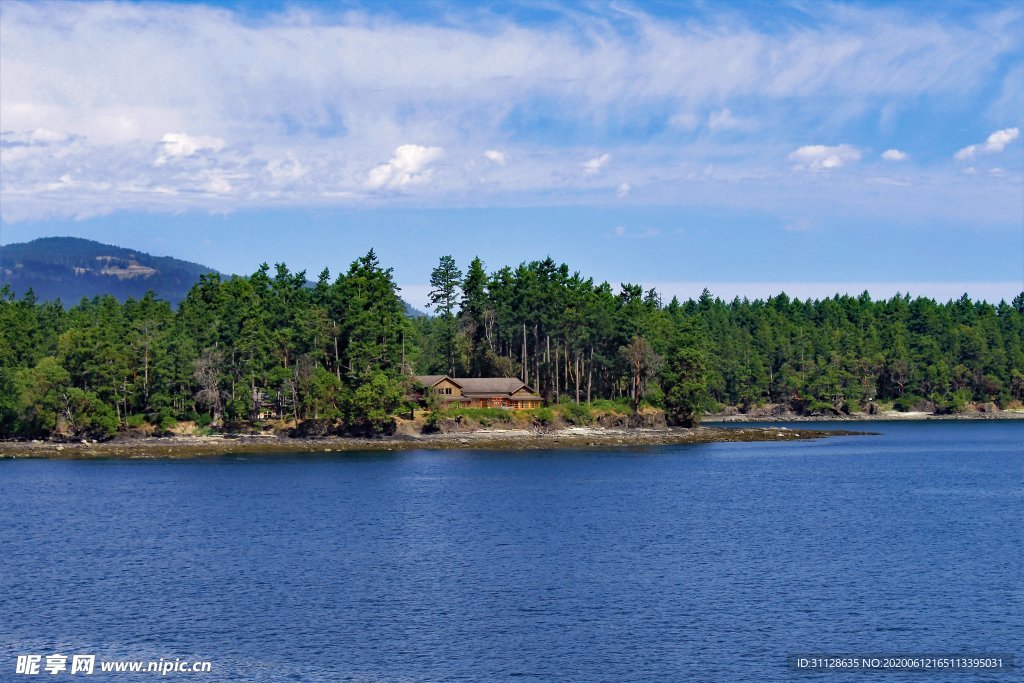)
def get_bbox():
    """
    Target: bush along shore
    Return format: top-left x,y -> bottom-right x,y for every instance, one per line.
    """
14,394 -> 1024,458
10,393 -> 1024,459
0,398 -> 880,458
